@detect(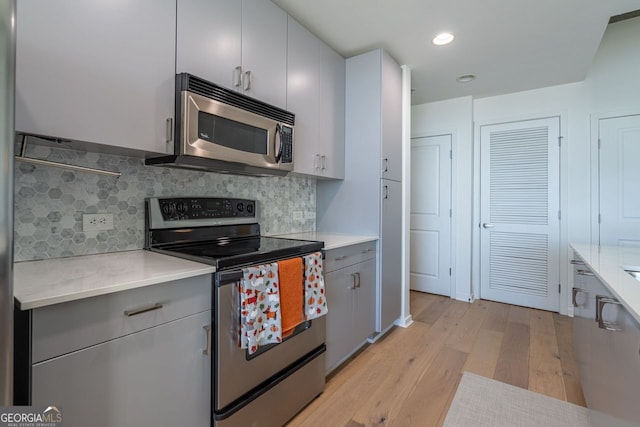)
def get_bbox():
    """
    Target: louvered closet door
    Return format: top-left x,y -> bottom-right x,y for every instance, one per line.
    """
480,118 -> 560,311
